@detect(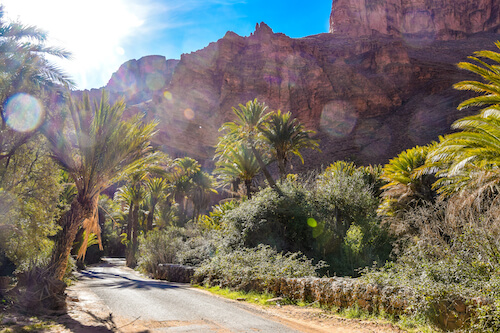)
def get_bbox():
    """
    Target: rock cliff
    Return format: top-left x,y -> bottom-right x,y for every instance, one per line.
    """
79,1 -> 500,171
330,0 -> 500,39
